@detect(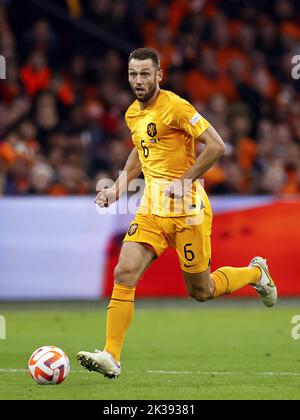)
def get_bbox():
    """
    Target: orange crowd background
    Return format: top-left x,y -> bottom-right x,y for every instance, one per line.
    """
1,0 -> 300,196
